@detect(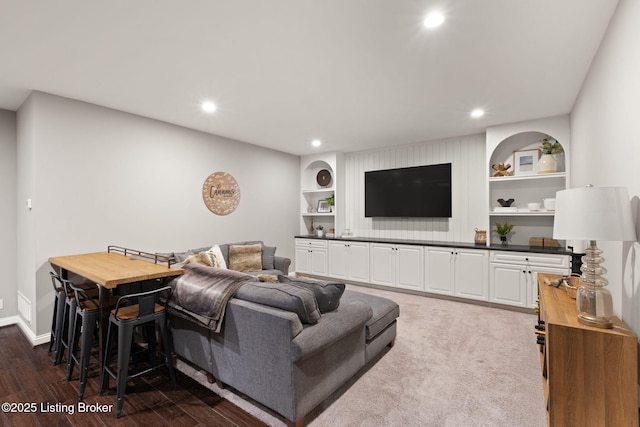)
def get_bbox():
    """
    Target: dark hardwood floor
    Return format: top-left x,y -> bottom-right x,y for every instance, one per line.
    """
0,325 -> 267,427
